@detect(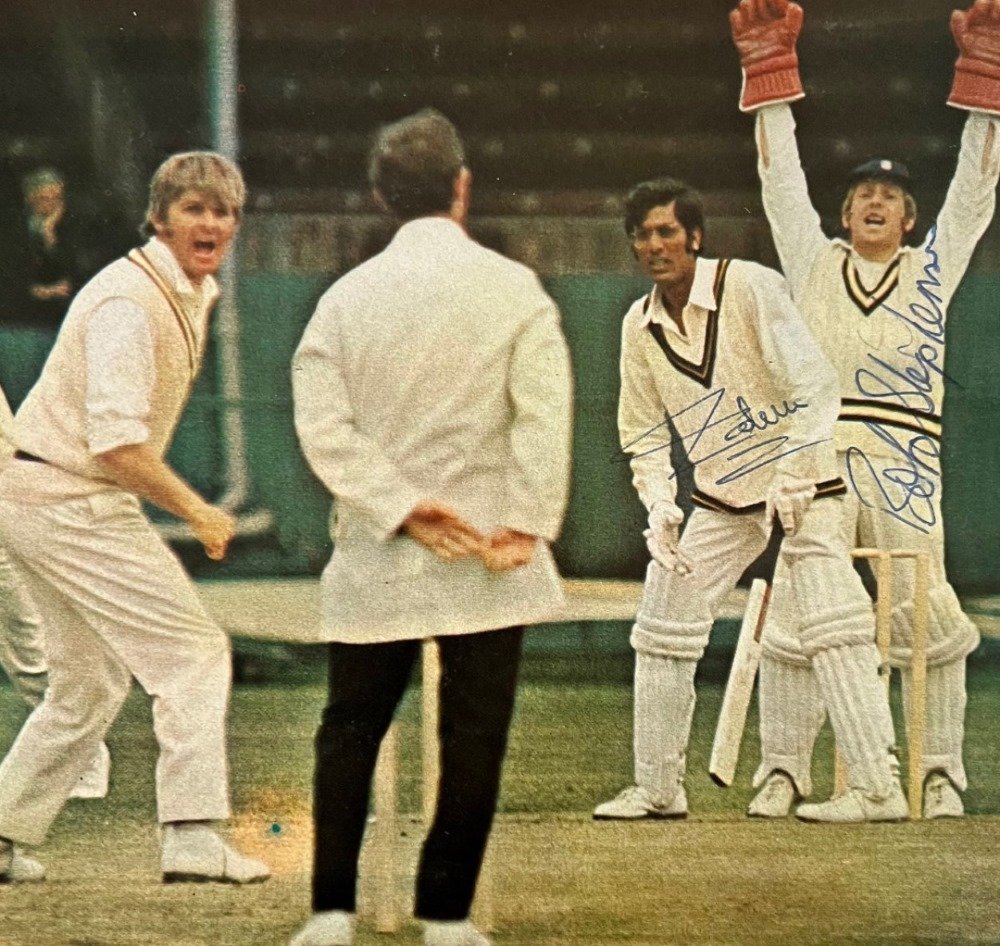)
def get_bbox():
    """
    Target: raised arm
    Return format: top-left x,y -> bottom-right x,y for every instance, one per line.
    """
748,266 -> 839,483
730,0 -> 828,301
930,0 -> 1000,305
